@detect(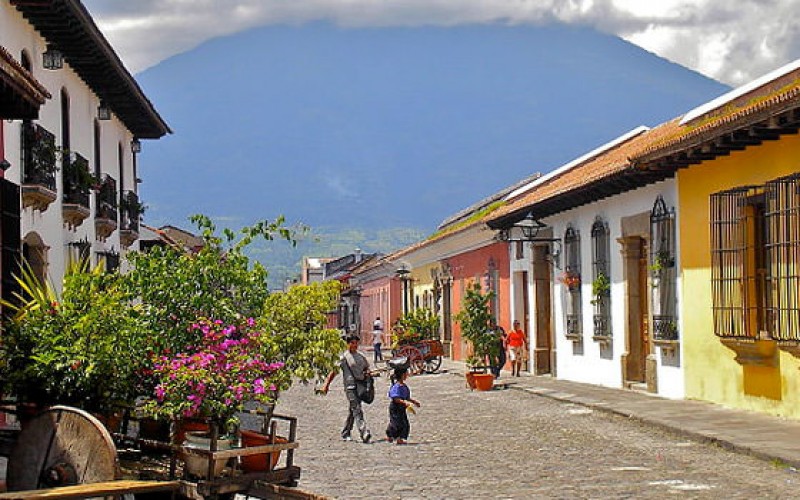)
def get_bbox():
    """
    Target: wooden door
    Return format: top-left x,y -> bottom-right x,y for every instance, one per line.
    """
533,246 -> 552,374
636,239 -> 650,380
